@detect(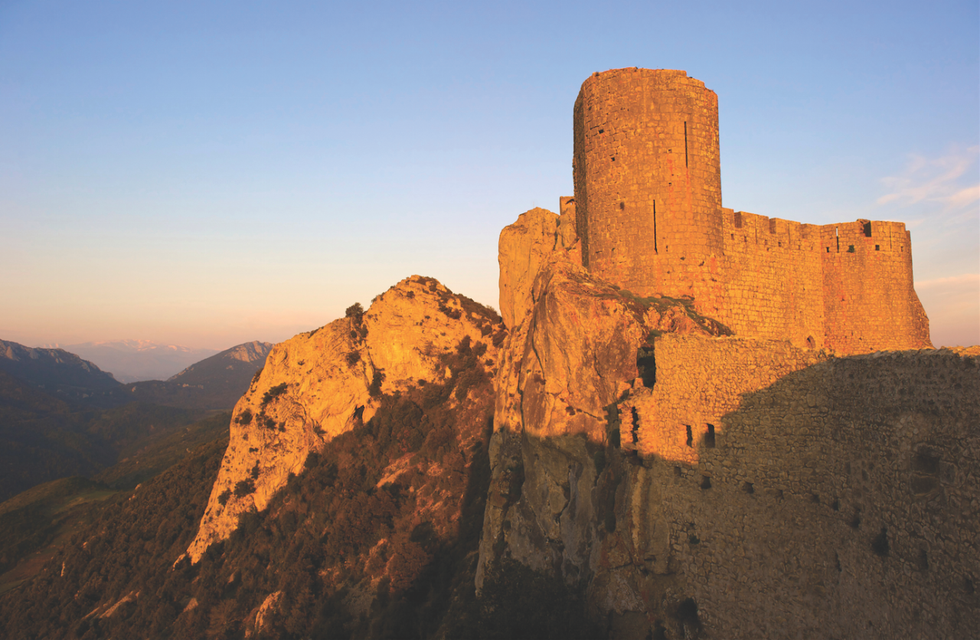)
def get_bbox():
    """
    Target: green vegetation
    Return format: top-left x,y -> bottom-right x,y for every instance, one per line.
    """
0,412 -> 231,595
0,335 -> 509,639
261,383 -> 289,406
618,289 -> 733,336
